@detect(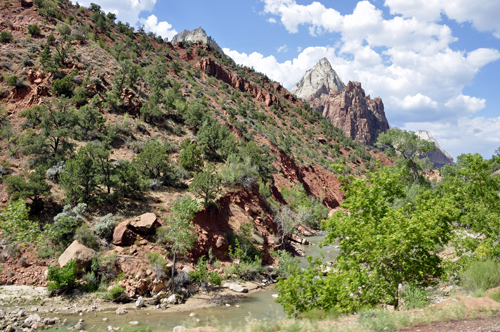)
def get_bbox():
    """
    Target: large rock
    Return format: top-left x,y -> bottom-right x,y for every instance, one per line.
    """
58,240 -> 95,272
112,221 -> 137,246
415,130 -> 454,168
290,57 -> 345,100
291,58 -> 390,145
24,314 -> 41,326
130,213 -> 160,234
171,27 -> 224,55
